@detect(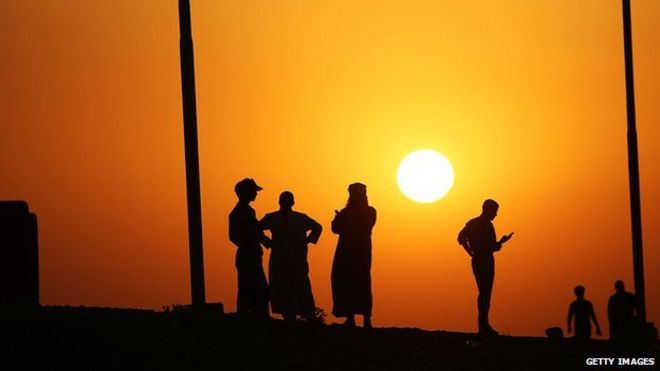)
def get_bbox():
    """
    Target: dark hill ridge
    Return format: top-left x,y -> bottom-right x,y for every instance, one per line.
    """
2,306 -> 657,370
